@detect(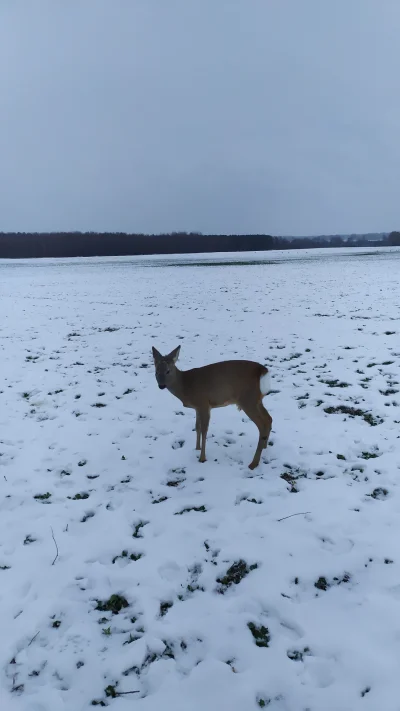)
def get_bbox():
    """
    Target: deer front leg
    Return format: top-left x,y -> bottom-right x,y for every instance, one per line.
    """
195,410 -> 201,450
198,408 -> 210,463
